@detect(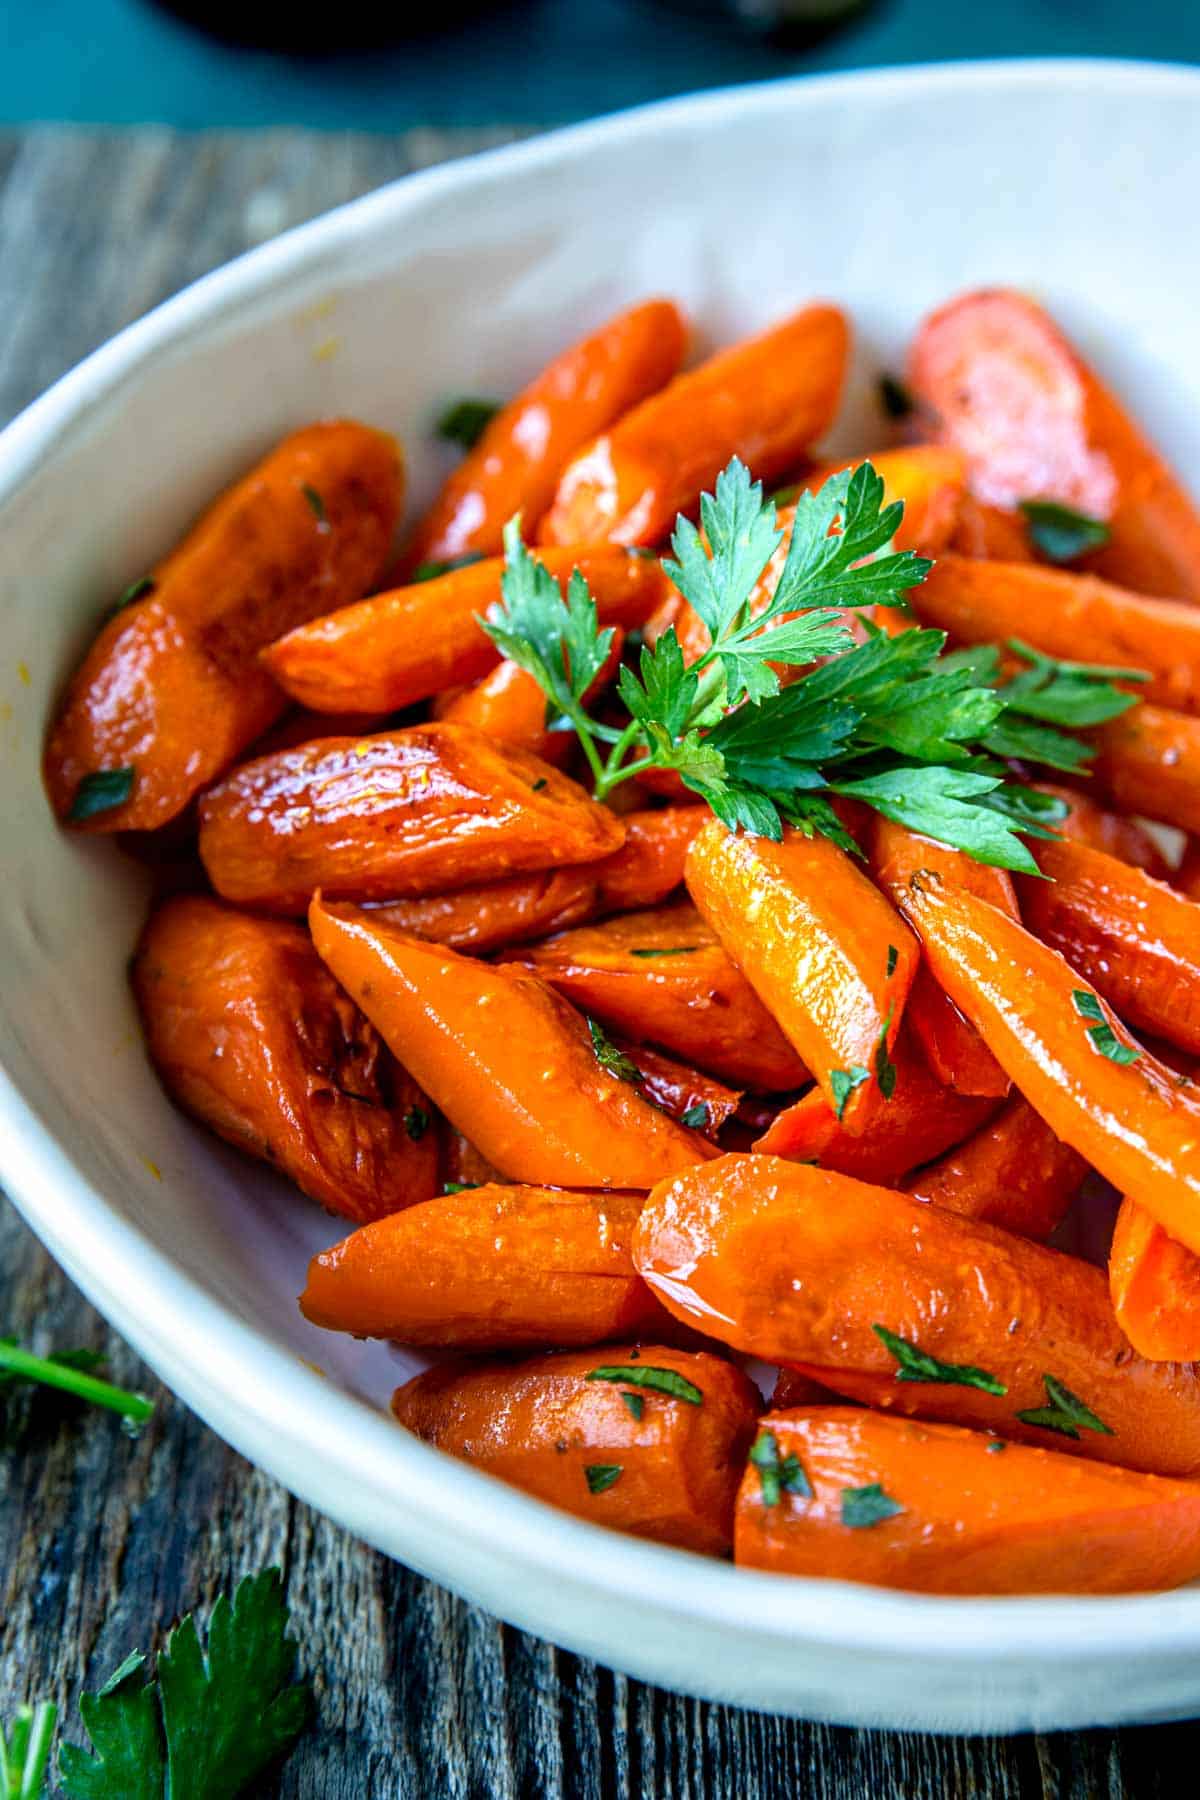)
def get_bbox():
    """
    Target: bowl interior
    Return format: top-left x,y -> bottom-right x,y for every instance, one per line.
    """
4,61 -> 1200,1729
